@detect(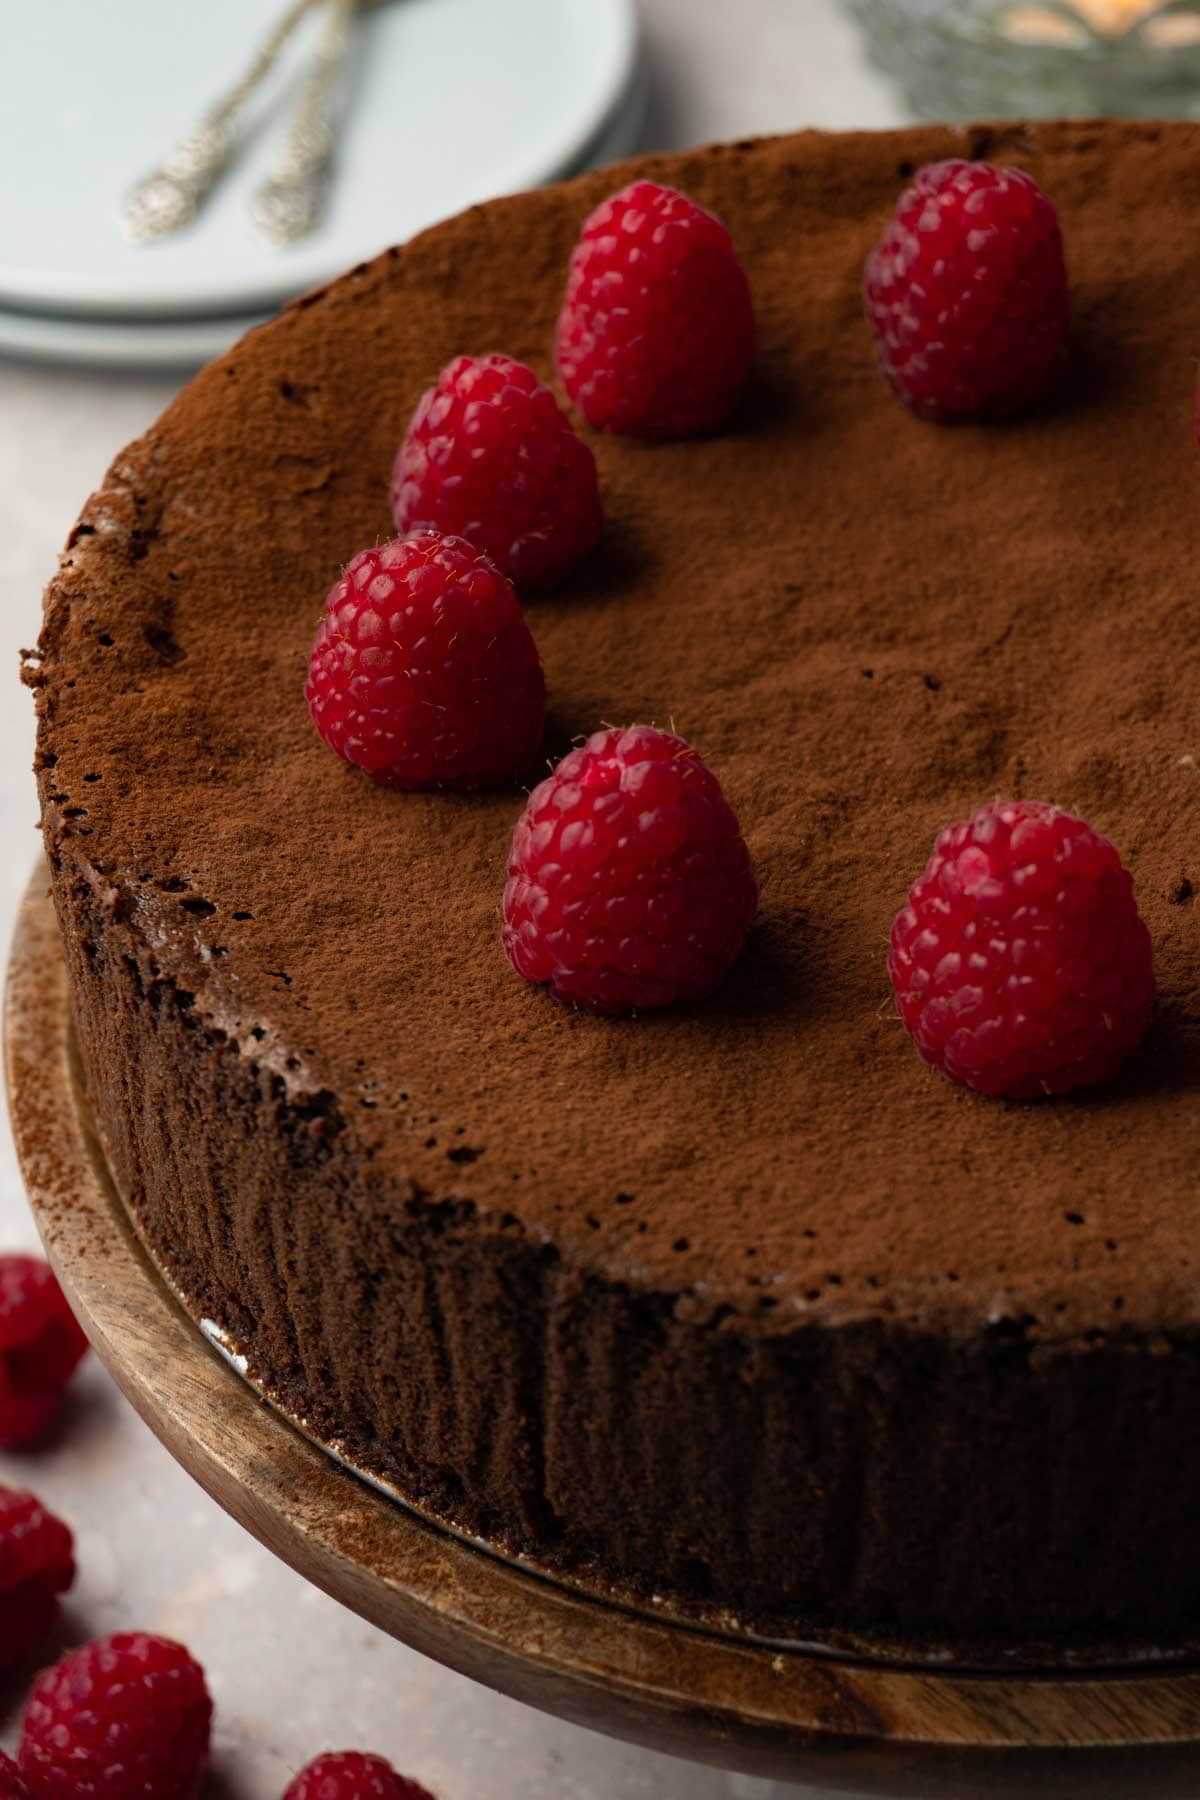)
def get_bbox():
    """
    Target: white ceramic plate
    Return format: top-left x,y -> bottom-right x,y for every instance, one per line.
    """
0,56 -> 650,371
0,0 -> 637,321
0,304 -> 274,372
